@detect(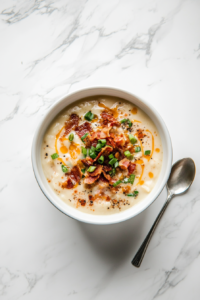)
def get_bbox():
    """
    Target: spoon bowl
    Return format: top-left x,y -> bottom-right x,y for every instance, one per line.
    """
167,158 -> 196,196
